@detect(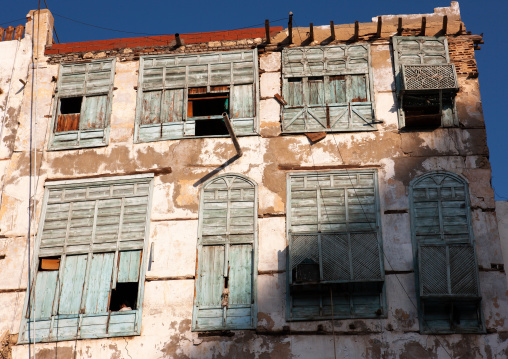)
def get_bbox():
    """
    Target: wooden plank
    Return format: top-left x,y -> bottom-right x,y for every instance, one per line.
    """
85,252 -> 114,314
58,255 -> 87,314
33,271 -> 58,319
228,245 -> 253,306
